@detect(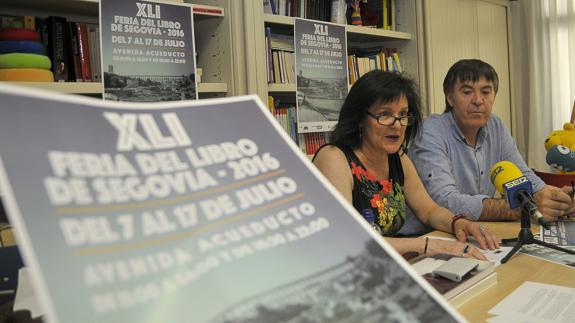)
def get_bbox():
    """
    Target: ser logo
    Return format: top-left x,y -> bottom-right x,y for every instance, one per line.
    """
490,165 -> 504,183
504,176 -> 528,189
